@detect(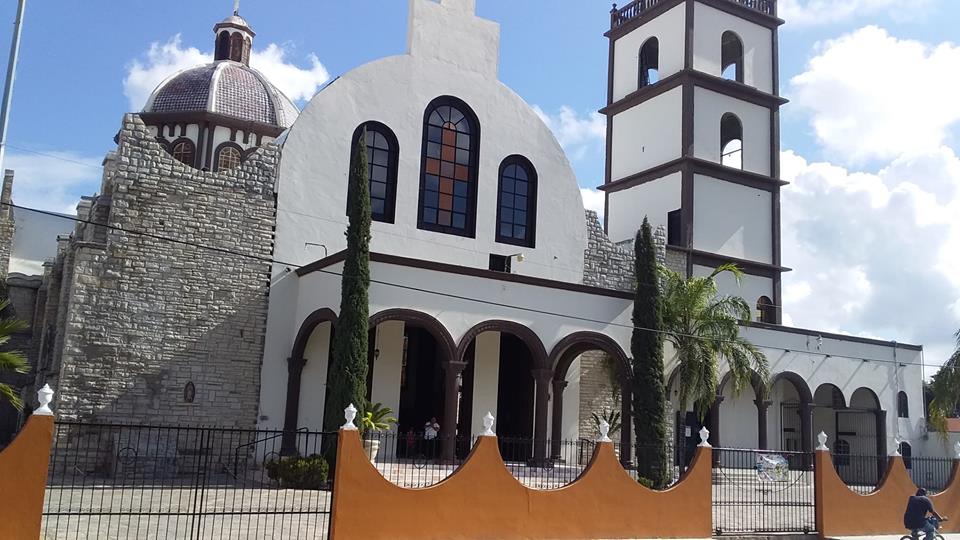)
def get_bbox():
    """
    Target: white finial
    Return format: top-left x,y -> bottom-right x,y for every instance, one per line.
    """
34,384 -> 54,416
816,431 -> 829,451
698,427 -> 711,447
597,419 -> 612,442
954,441 -> 960,460
342,403 -> 358,430
482,412 -> 495,436
233,0 -> 241,15
890,438 -> 902,457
